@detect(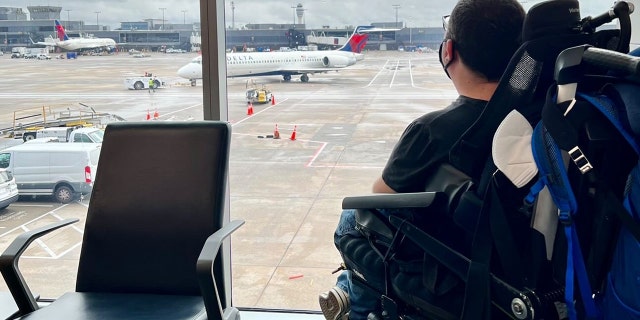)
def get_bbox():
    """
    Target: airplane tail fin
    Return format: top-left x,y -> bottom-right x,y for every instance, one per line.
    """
54,19 -> 69,41
338,26 -> 373,53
